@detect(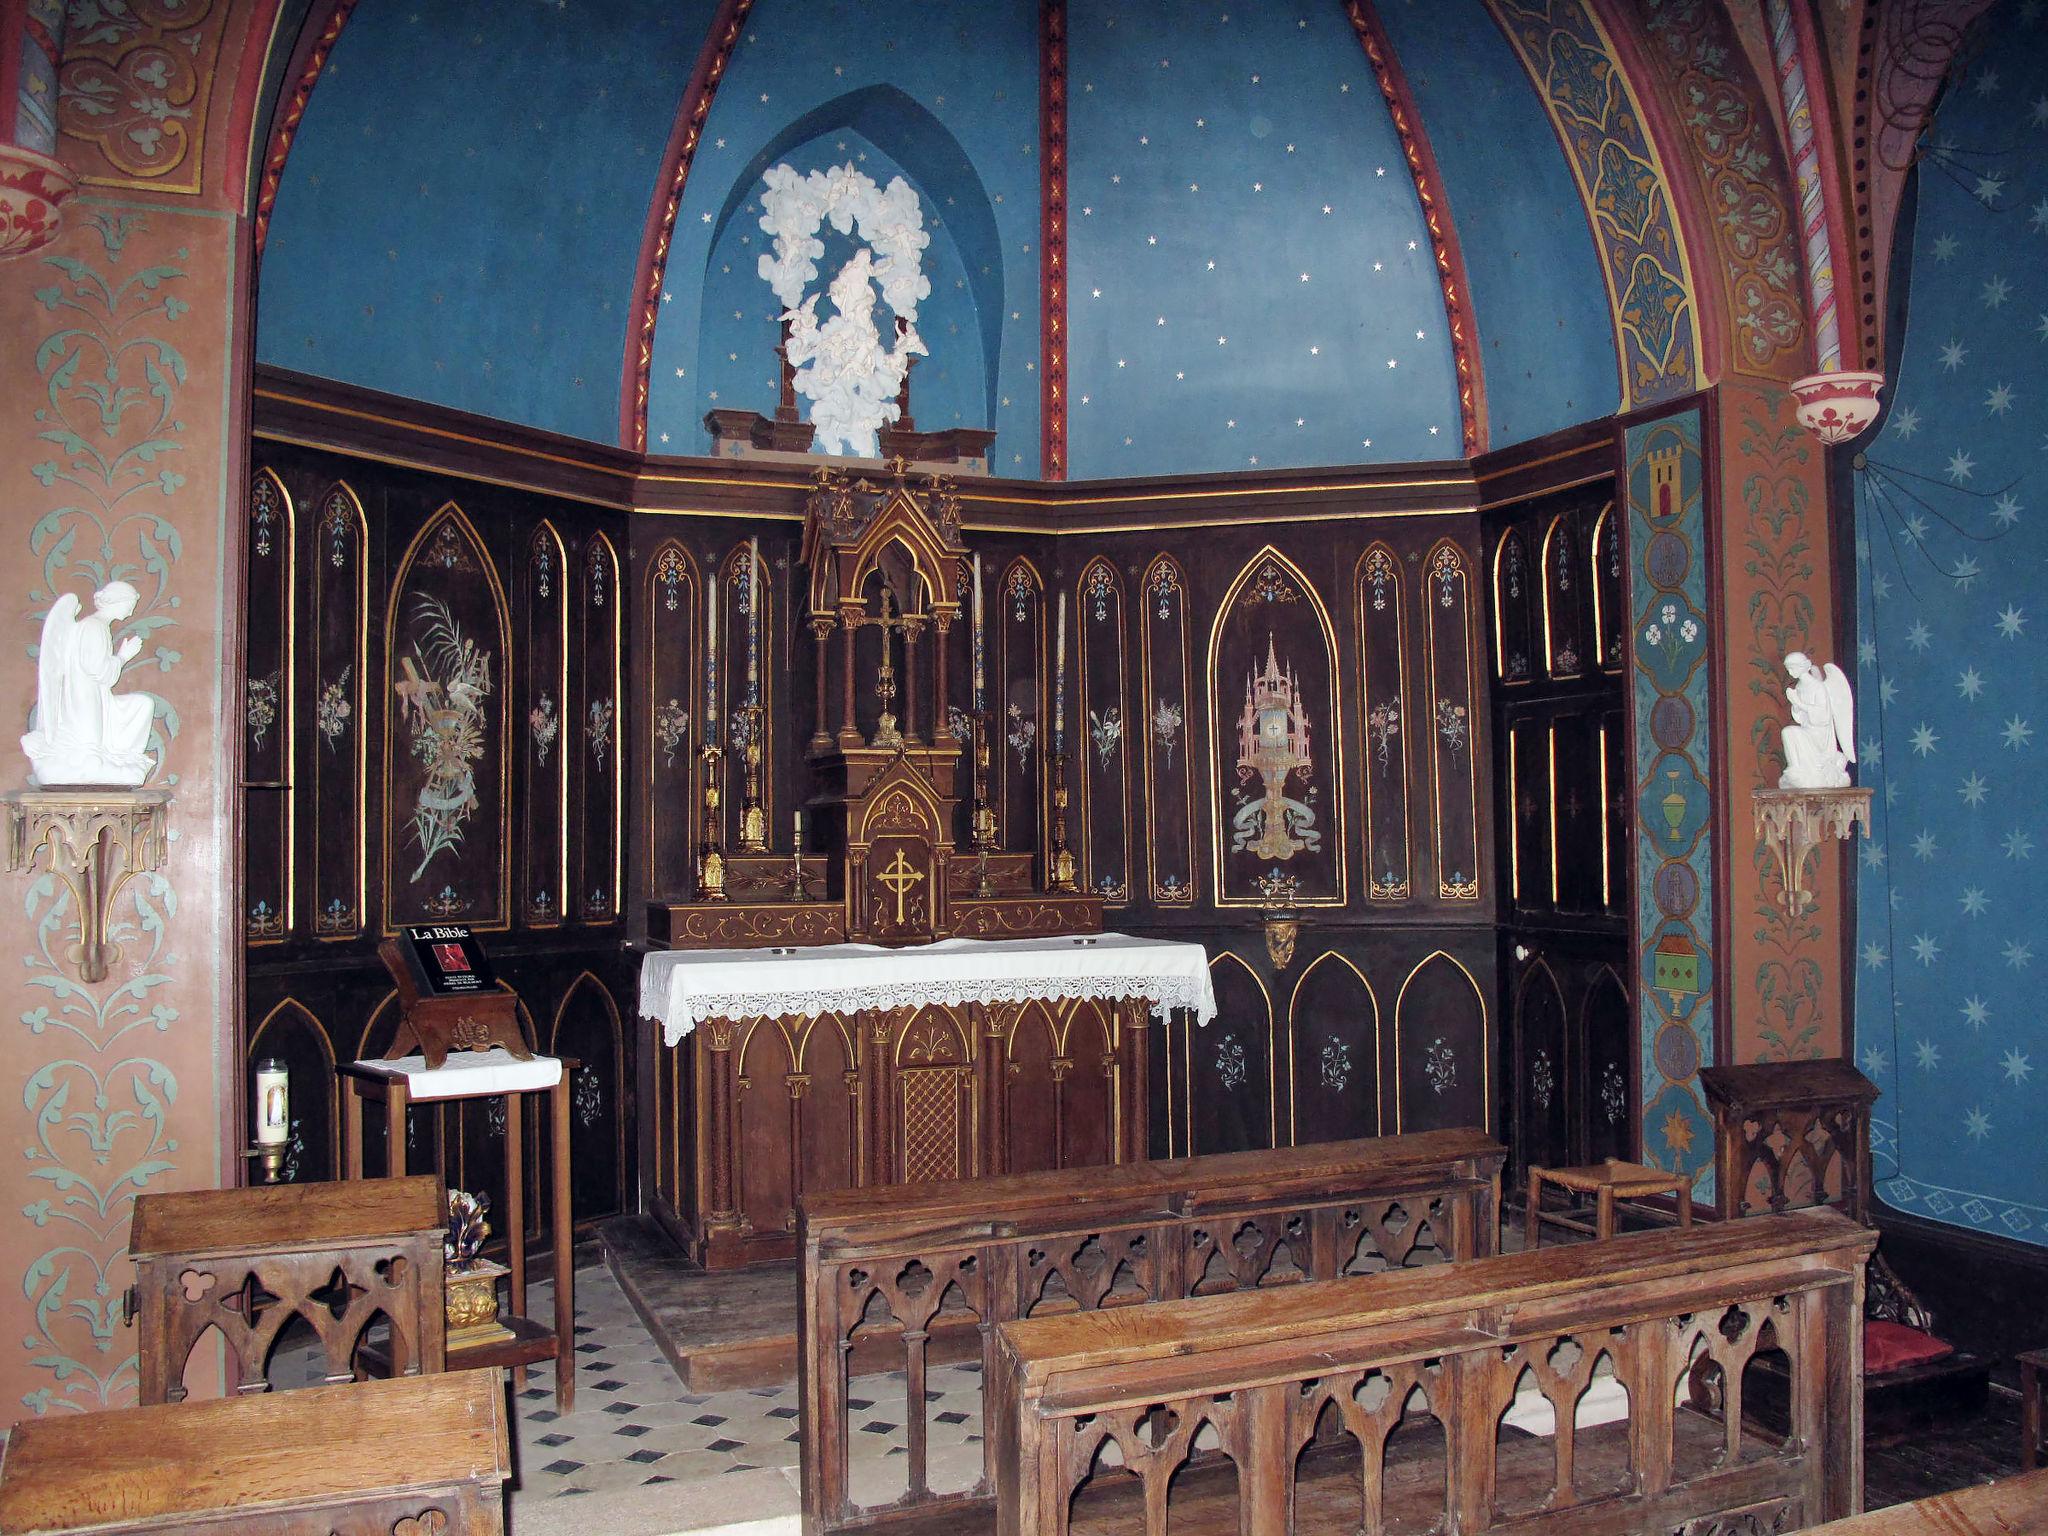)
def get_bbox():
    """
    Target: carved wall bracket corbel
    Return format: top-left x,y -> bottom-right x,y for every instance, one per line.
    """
1752,786 -> 1872,916
3,786 -> 171,984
